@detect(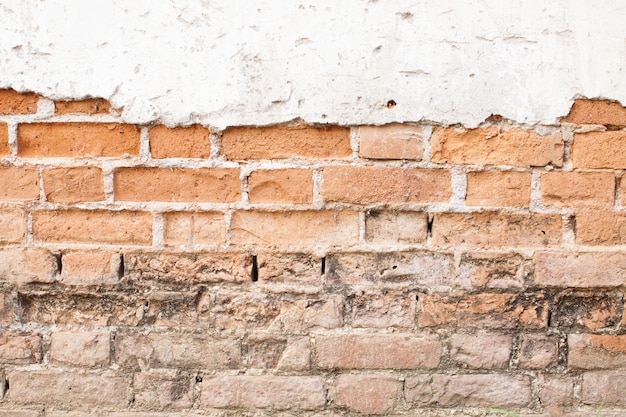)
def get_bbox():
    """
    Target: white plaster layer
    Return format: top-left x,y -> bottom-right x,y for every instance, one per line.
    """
0,0 -> 624,128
